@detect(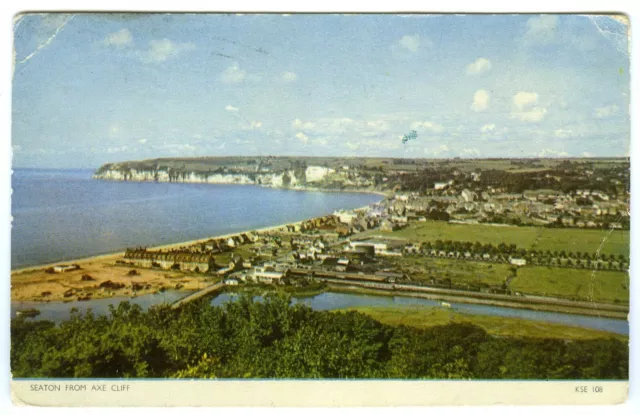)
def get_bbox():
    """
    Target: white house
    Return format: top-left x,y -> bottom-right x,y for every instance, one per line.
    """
251,266 -> 286,284
510,258 -> 527,266
334,210 -> 358,224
